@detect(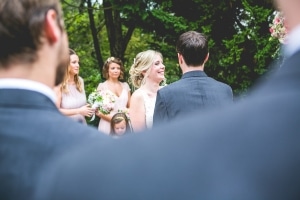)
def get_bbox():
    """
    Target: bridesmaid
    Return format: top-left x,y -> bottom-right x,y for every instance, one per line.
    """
54,48 -> 94,124
96,57 -> 131,134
